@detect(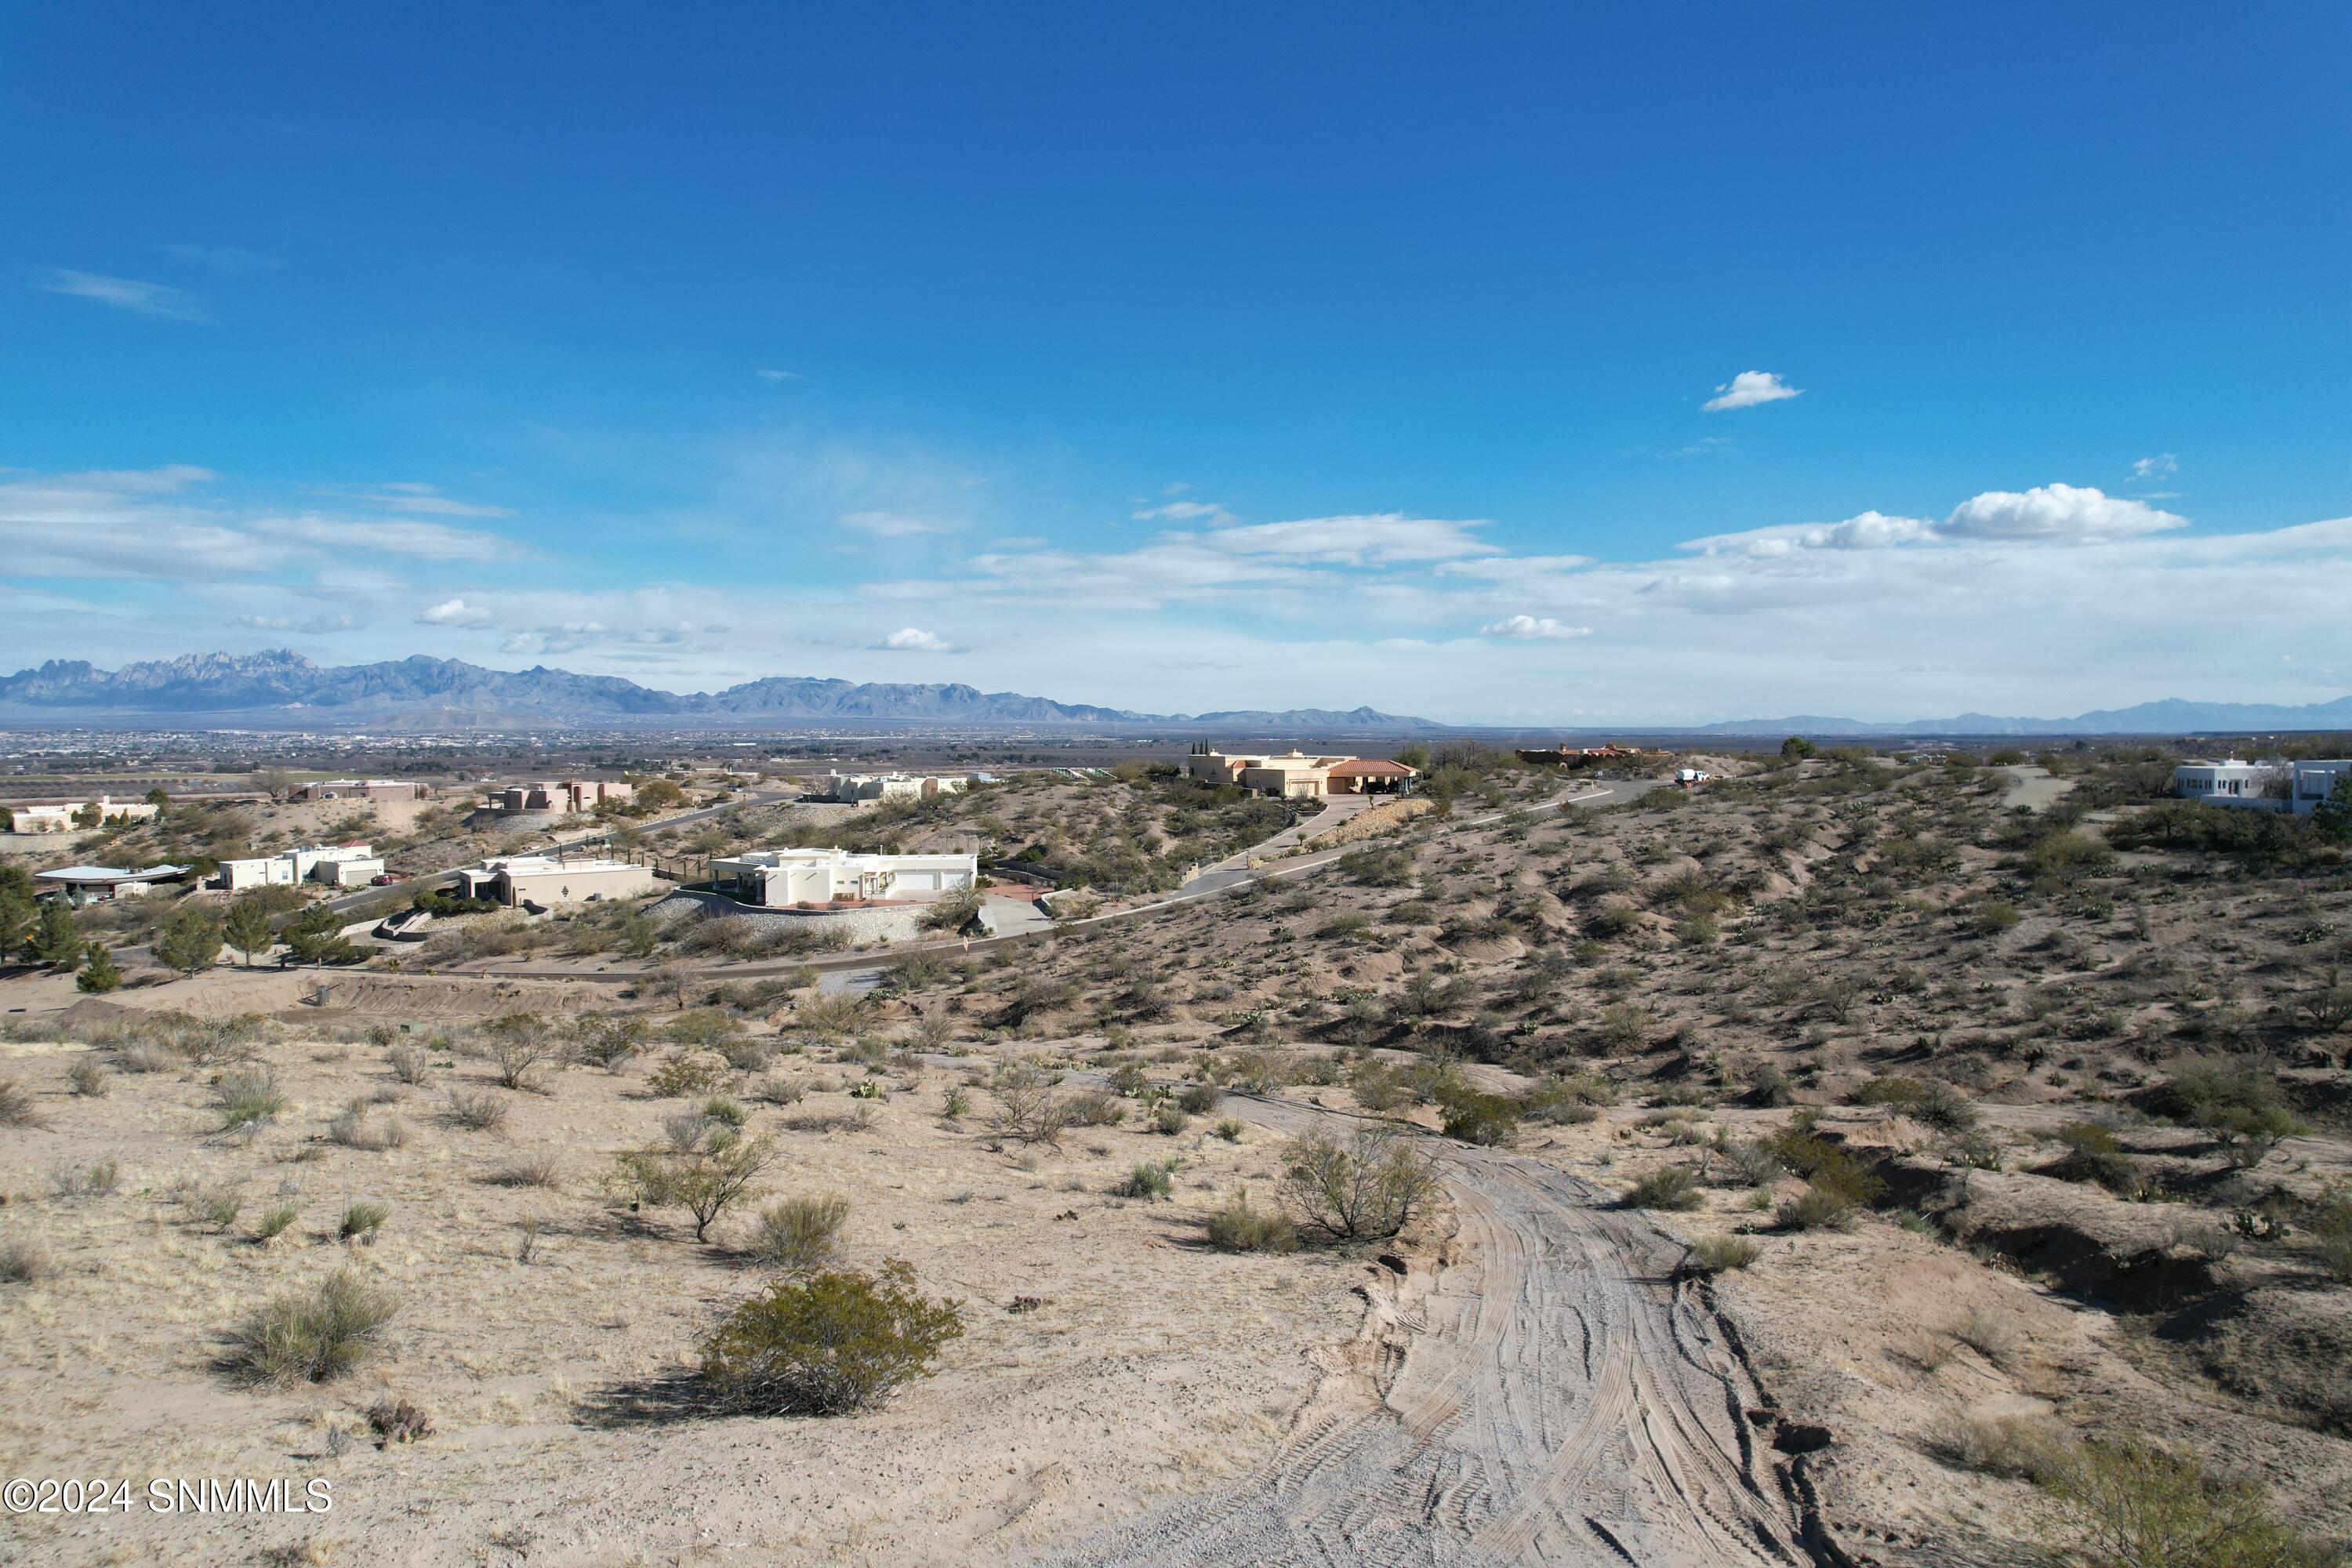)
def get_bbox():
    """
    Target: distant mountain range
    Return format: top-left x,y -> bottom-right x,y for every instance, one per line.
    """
0,651 -> 1446,731
1695,695 -> 2352,737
